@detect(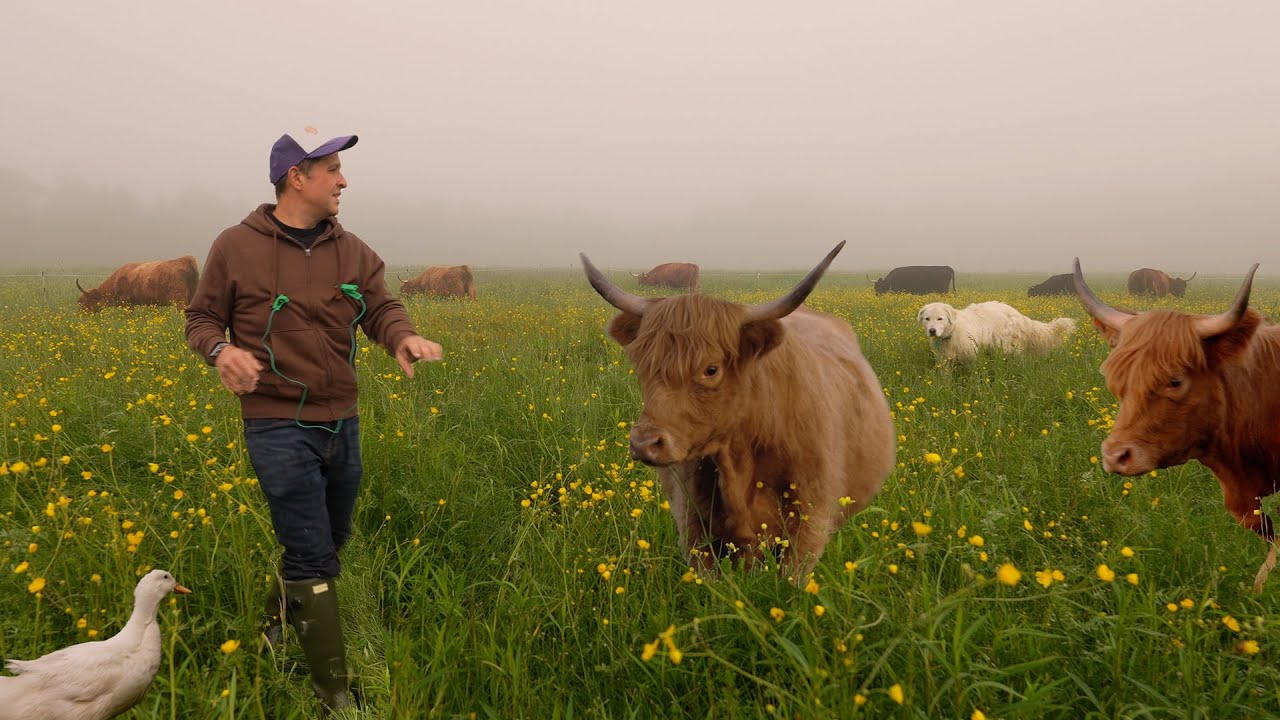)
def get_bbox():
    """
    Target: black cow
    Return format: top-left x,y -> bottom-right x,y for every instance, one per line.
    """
873,266 -> 955,295
1028,273 -> 1073,297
